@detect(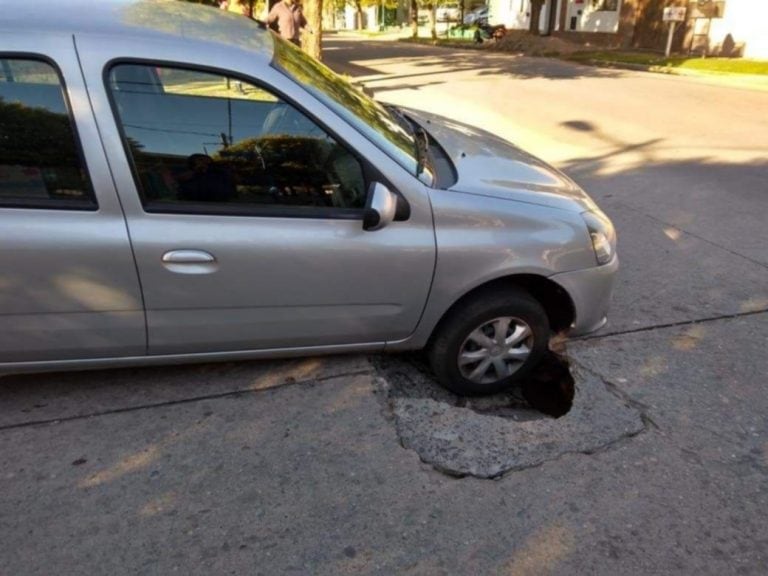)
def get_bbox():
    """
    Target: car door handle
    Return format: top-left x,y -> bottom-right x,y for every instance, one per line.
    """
161,250 -> 218,274
162,250 -> 216,264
